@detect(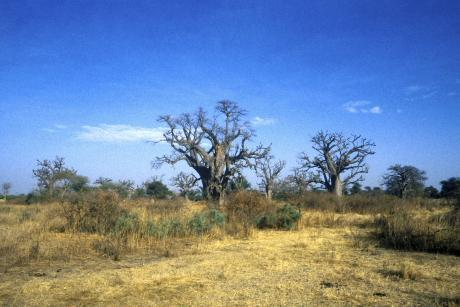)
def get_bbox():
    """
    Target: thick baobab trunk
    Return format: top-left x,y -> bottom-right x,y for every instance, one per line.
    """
218,192 -> 225,207
200,175 -> 225,206
266,189 -> 273,201
265,183 -> 273,201
48,183 -> 54,198
331,175 -> 343,197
